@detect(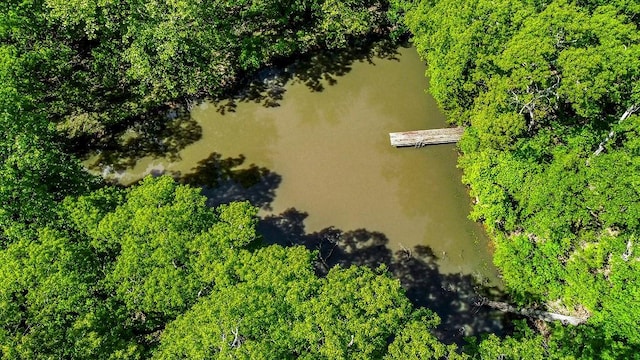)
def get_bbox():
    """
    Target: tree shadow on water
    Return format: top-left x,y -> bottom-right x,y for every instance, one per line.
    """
81,40 -> 404,169
212,40 -> 403,114
83,109 -> 202,172
289,40 -> 402,92
258,208 -> 518,345
175,152 -> 282,210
